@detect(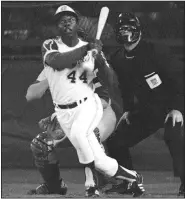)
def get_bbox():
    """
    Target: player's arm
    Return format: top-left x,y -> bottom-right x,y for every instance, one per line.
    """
110,51 -> 135,112
148,46 -> 184,126
95,51 -> 132,110
26,69 -> 49,102
93,70 -> 110,109
120,76 -> 135,112
154,50 -> 184,112
42,39 -> 88,71
95,51 -> 118,88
